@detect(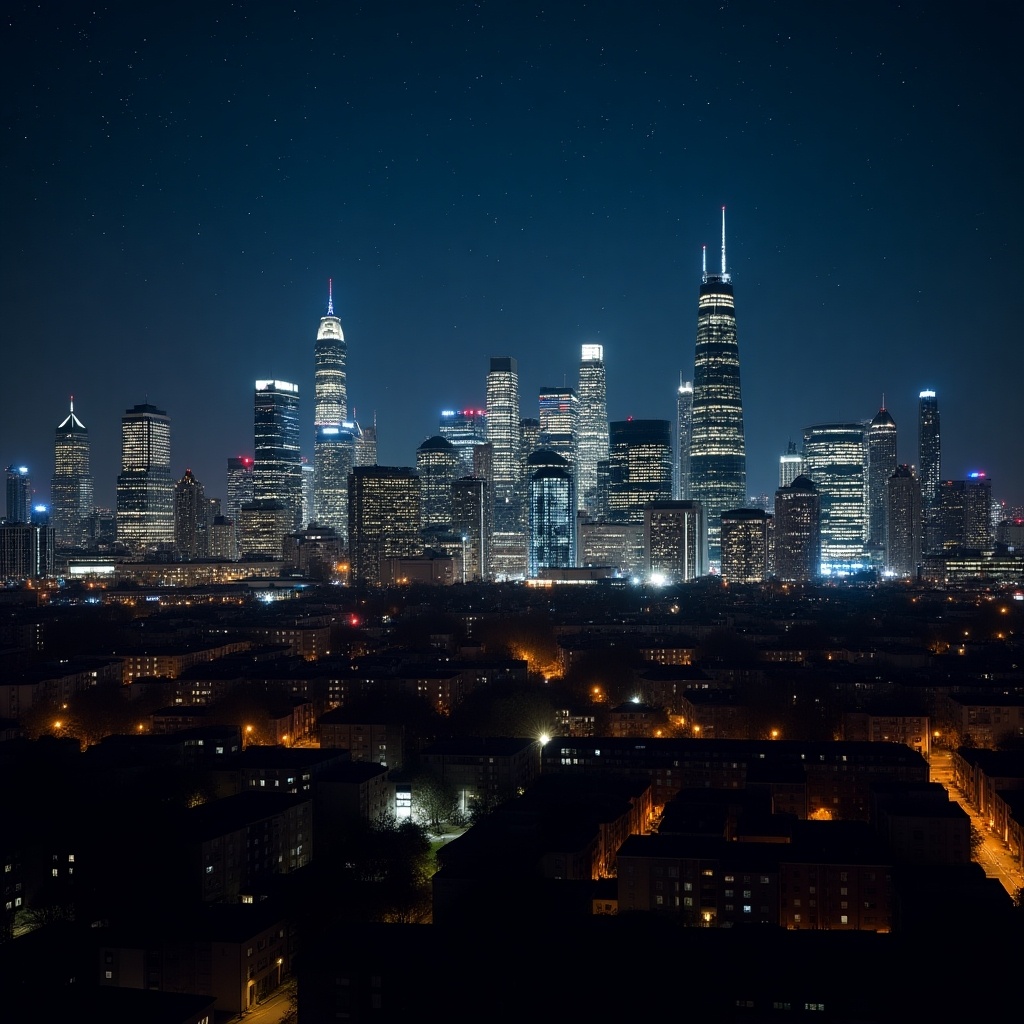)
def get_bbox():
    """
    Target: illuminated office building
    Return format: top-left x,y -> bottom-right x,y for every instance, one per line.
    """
225,457 -> 254,527
938,474 -> 992,551
918,390 -> 941,551
645,500 -> 705,582
538,387 -> 579,485
348,466 -> 422,587
720,508 -> 771,583
313,425 -> 354,534
885,465 -> 921,577
314,281 -> 347,426
779,441 -> 805,489
773,475 -> 821,581
254,380 -> 302,530
6,465 -> 31,524
115,403 -> 174,551
675,378 -> 693,500
578,344 -> 609,513
354,420 -> 378,467
416,436 -> 461,529
174,469 -> 207,559
485,358 -> 522,531
608,419 -> 673,524
0,522 -> 54,580
51,398 -> 93,547
527,449 -> 575,577
802,422 -> 867,571
688,209 -> 746,564
866,405 -> 897,551
439,409 -> 488,476
452,476 -> 491,581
